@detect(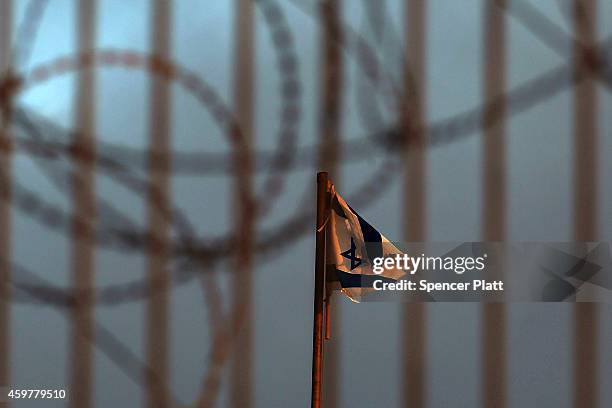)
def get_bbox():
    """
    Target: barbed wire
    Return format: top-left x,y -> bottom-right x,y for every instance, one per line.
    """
10,260 -> 185,407
8,0 -> 305,219
2,0 -> 404,278
4,38 -> 612,308
12,0 -> 50,70
4,2 -> 611,406
6,35 -> 612,179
